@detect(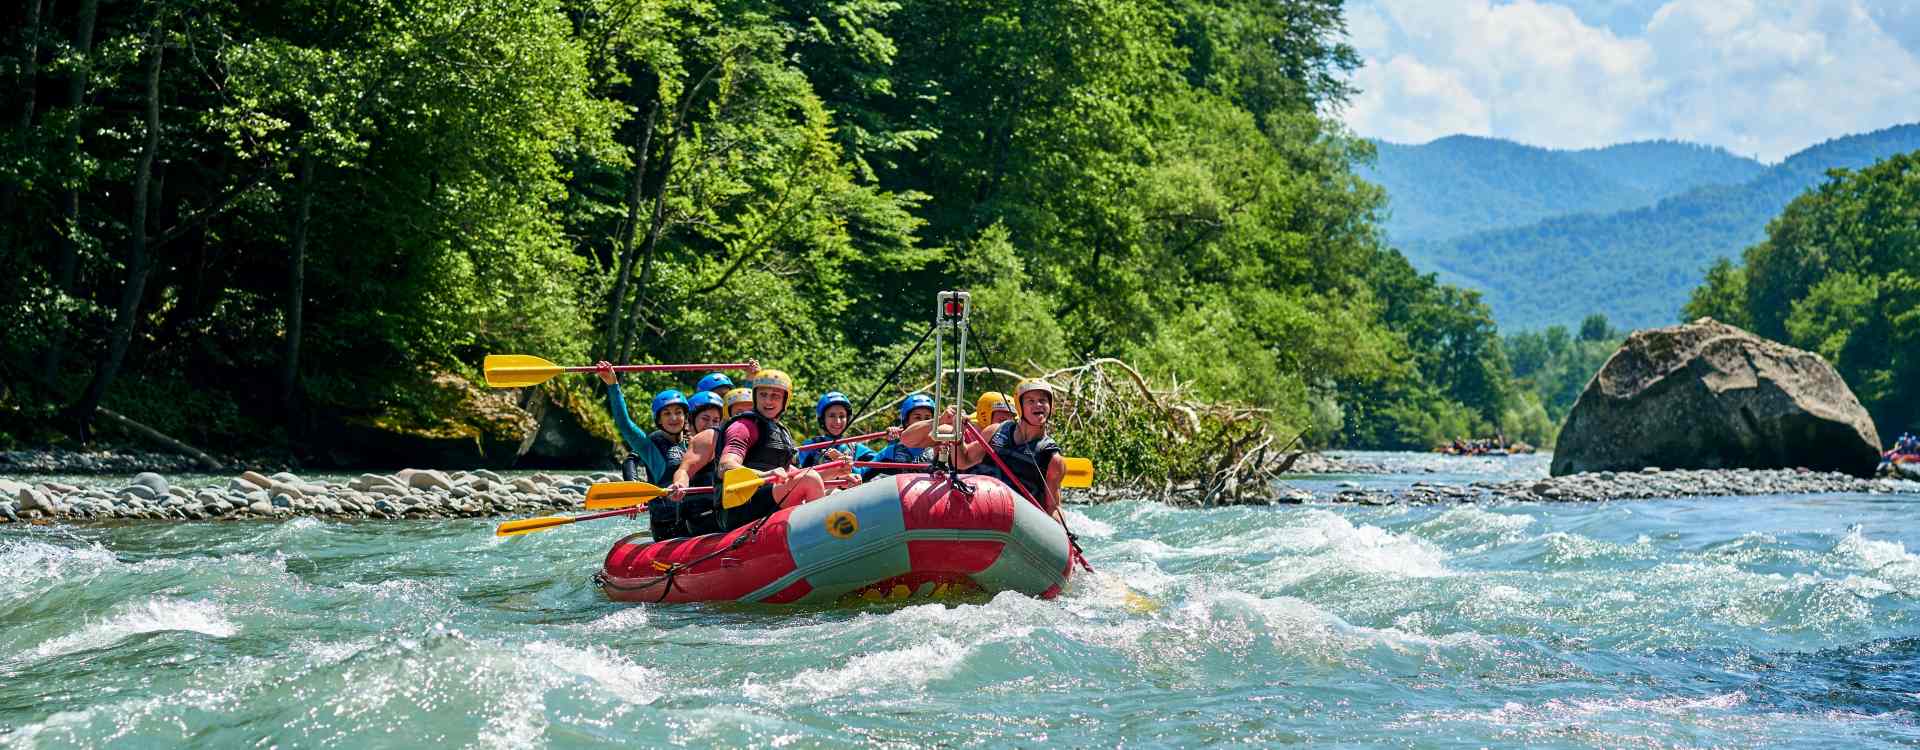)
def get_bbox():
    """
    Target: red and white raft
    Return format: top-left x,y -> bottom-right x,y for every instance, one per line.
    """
599,473 -> 1073,604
